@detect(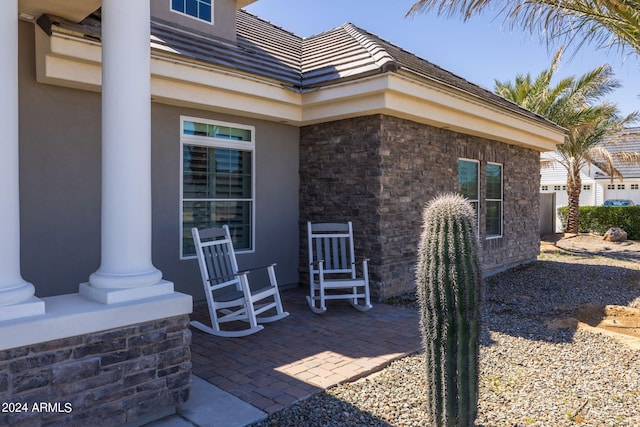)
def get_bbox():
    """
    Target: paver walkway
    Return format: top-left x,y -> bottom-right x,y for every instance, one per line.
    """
189,286 -> 421,415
